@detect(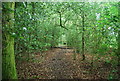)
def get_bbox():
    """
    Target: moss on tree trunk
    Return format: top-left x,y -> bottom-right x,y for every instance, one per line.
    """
2,2 -> 17,79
